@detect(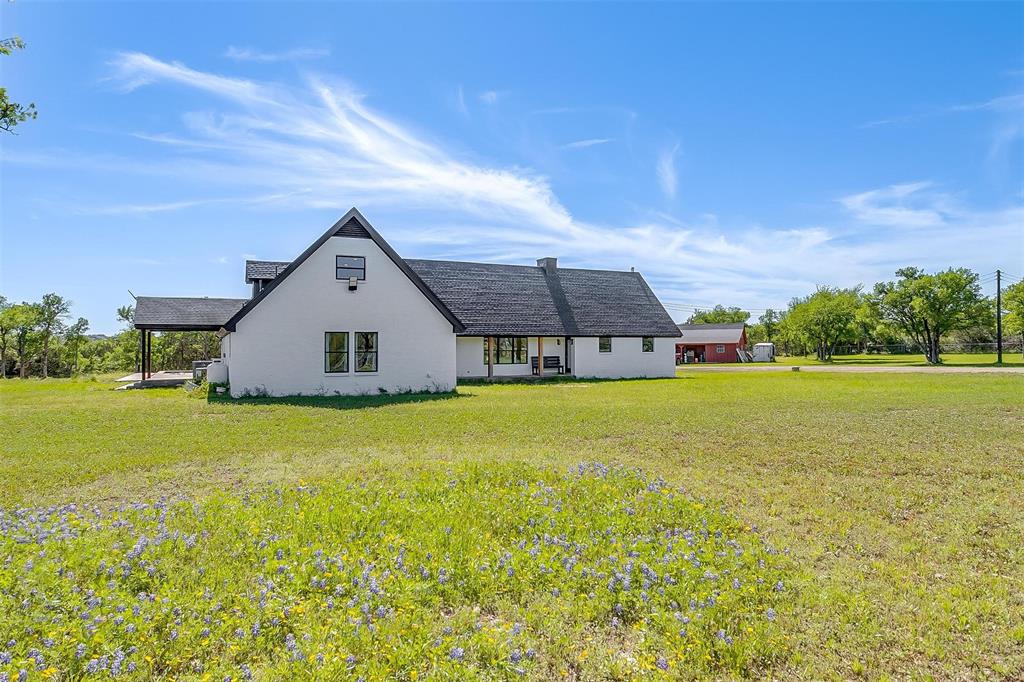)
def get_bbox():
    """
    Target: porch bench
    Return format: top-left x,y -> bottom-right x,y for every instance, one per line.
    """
531,355 -> 565,375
